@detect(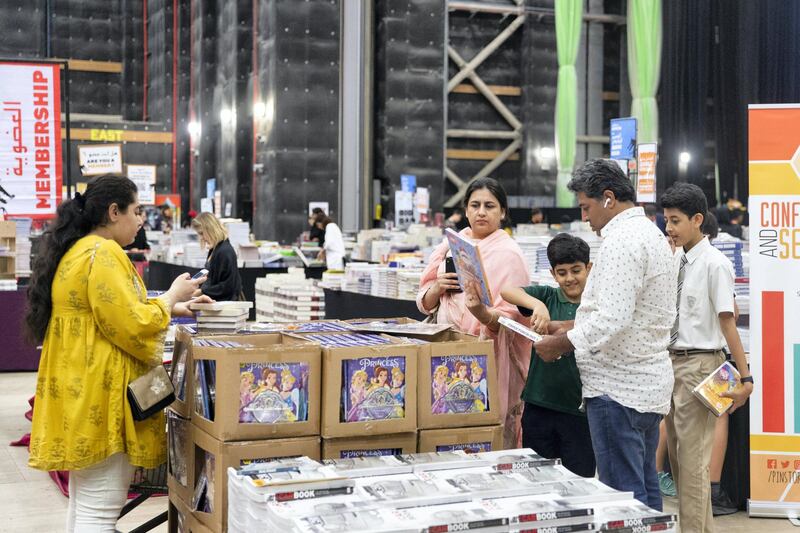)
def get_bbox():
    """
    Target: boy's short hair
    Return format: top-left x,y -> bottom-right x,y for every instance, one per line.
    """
661,182 -> 708,220
547,233 -> 590,269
